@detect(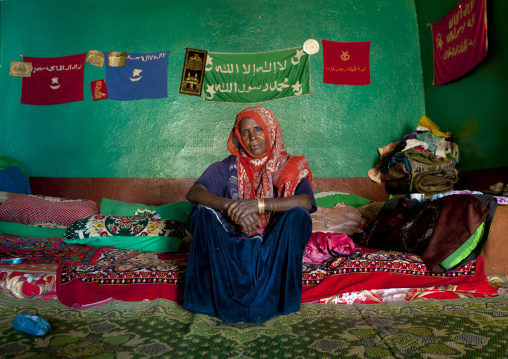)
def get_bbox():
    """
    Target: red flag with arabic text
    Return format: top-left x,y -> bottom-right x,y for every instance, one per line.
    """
322,40 -> 371,85
431,0 -> 487,85
21,53 -> 86,105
